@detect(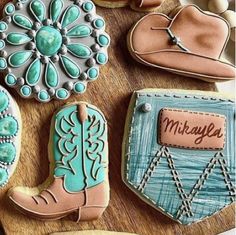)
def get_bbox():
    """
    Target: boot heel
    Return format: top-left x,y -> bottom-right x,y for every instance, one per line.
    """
79,206 -> 106,221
